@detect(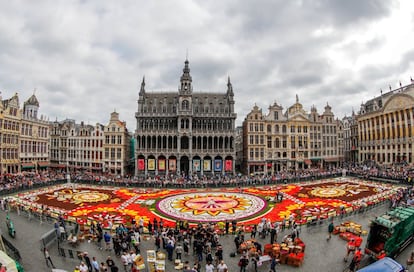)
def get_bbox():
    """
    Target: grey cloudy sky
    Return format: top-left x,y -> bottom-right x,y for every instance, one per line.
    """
0,0 -> 413,128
